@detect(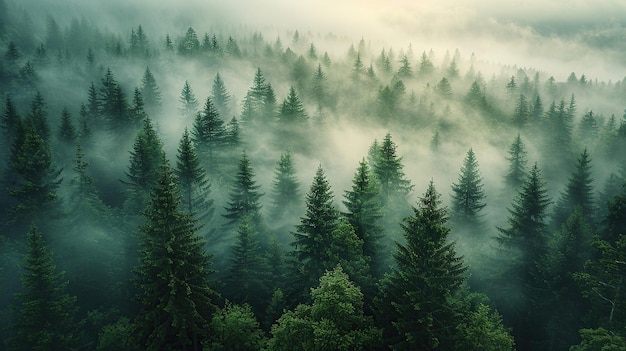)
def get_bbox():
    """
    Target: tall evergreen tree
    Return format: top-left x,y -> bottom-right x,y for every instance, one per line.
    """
552,148 -> 595,229
211,72 -> 231,118
139,66 -> 162,117
504,134 -> 528,190
376,181 -> 467,350
129,87 -> 148,128
179,80 -> 199,119
12,225 -> 79,351
1,96 -> 20,145
343,159 -> 385,278
222,152 -> 263,229
311,63 -> 327,121
123,117 -> 164,213
495,163 -> 552,351
175,128 -> 214,225
450,148 -> 486,228
26,92 -> 50,143
290,165 -> 340,295
512,94 -> 530,128
56,107 -> 76,145
135,160 -> 216,351
371,133 -> 413,205
191,96 -> 226,169
269,151 -> 301,221
278,86 -> 307,125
